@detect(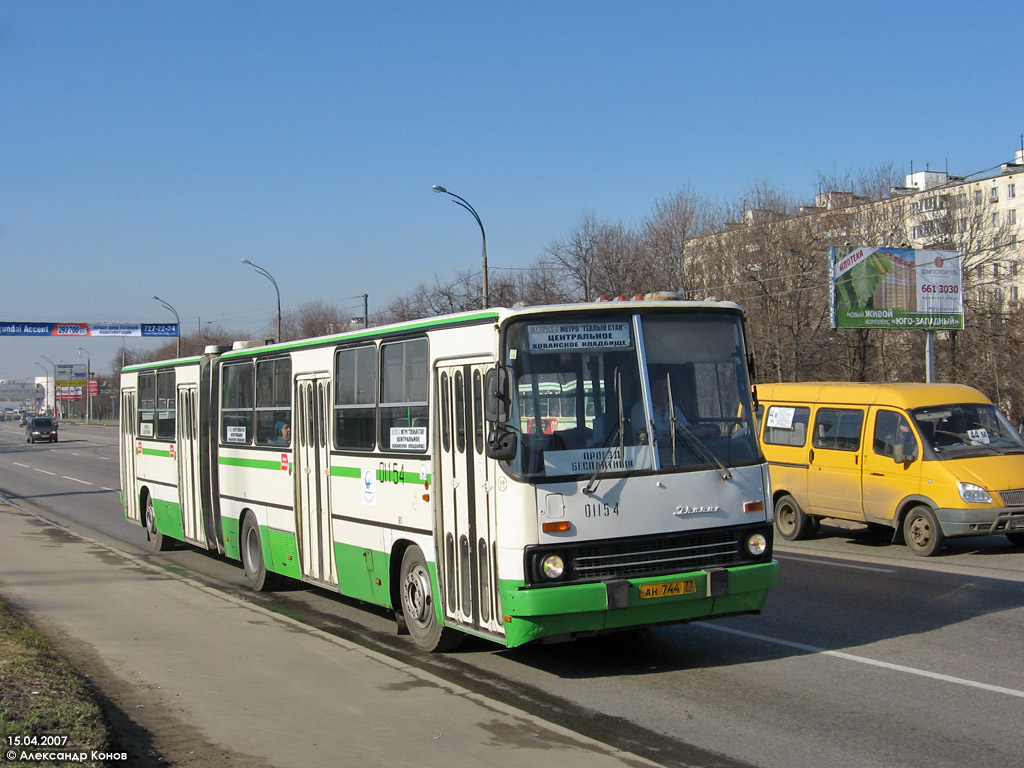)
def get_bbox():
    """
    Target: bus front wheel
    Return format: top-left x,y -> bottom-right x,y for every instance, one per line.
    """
144,496 -> 173,552
240,515 -> 279,591
775,494 -> 812,541
903,506 -> 944,557
398,546 -> 461,652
